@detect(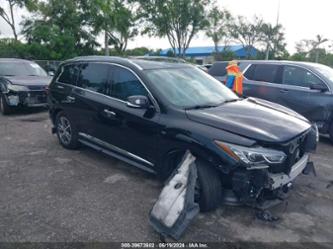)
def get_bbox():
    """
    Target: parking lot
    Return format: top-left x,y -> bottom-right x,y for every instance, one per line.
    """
0,110 -> 333,245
